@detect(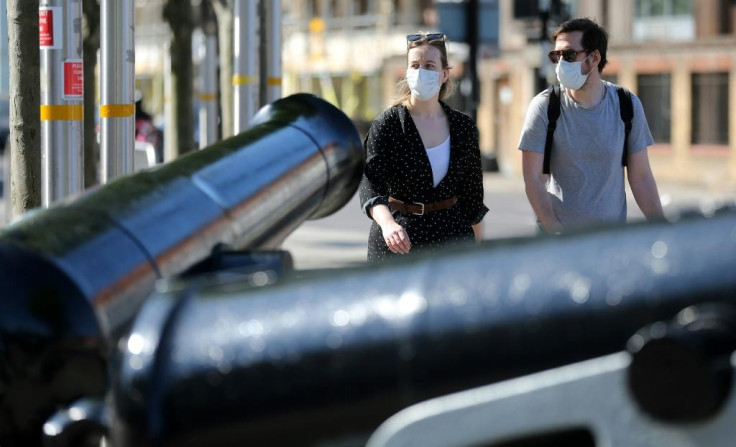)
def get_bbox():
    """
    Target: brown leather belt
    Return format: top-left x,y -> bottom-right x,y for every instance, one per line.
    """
388,196 -> 457,216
